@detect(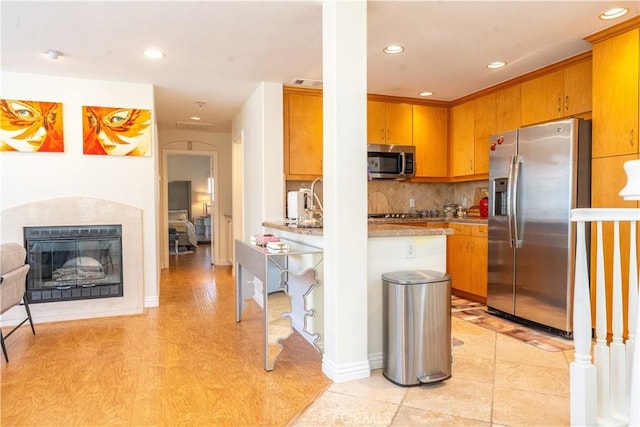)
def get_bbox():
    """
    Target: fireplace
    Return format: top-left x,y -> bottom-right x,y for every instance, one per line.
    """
24,225 -> 123,303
